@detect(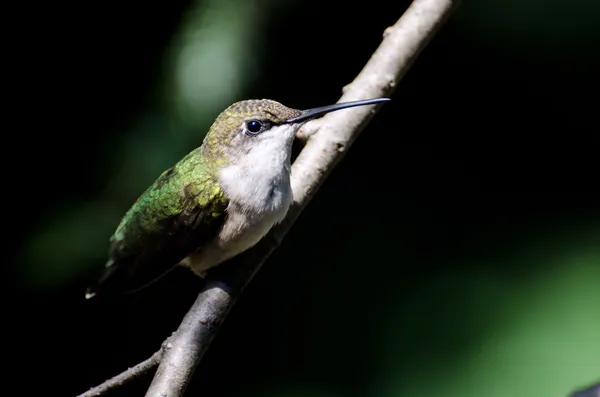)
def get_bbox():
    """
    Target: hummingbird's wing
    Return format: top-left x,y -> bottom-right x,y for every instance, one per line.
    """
86,148 -> 228,298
